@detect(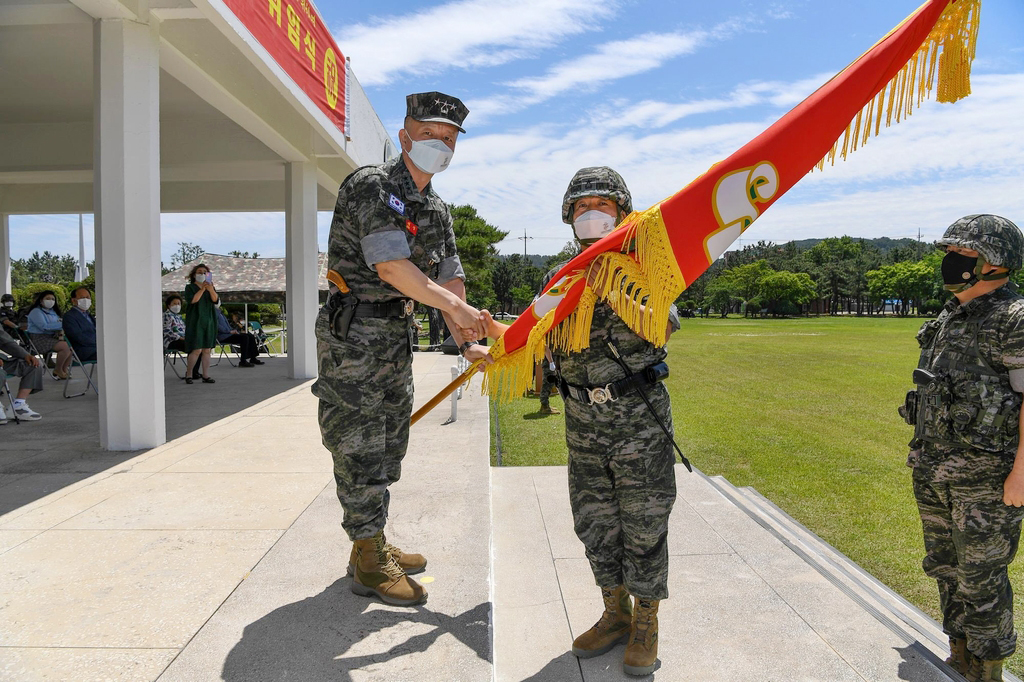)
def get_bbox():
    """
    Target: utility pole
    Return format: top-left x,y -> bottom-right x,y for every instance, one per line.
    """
518,228 -> 533,264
